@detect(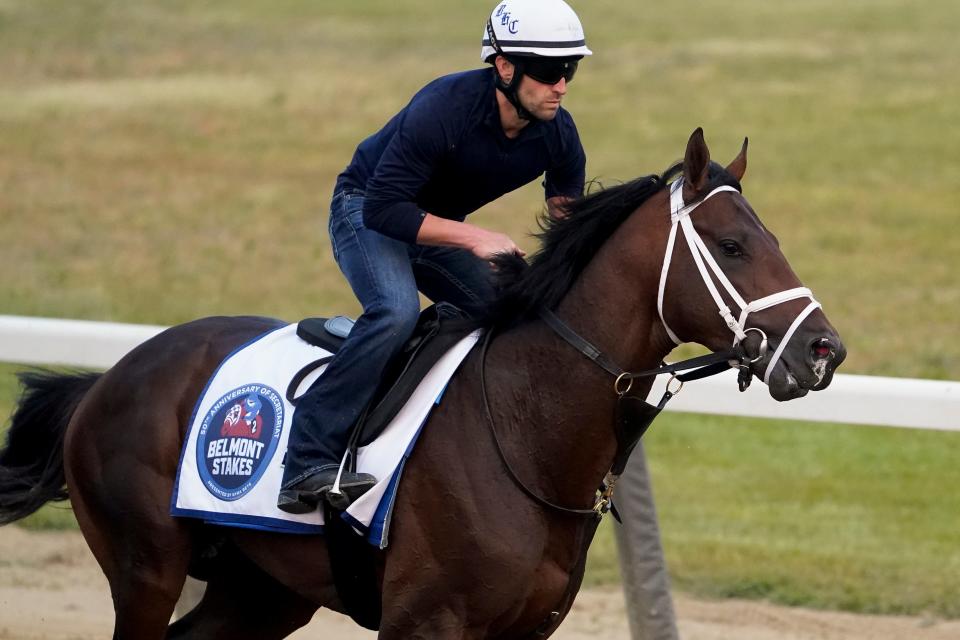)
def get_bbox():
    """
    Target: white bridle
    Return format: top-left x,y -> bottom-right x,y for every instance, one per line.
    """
656,178 -> 822,384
